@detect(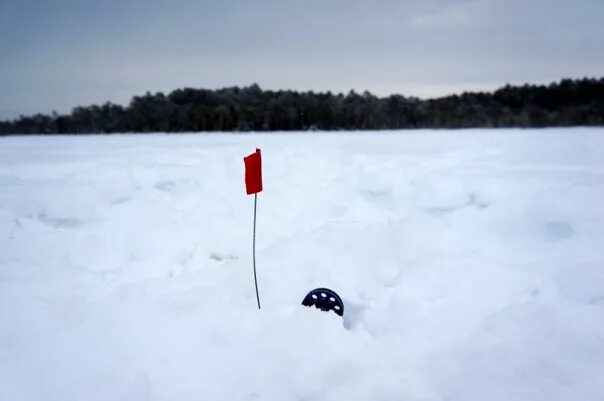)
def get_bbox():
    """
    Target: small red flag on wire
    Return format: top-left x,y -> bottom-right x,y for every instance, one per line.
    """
244,148 -> 263,309
244,149 -> 263,195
